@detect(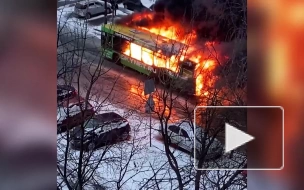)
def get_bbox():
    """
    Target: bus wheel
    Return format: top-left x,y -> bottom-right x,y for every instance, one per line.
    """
113,53 -> 121,65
